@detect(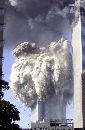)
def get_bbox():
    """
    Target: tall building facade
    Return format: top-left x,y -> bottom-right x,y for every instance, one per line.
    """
31,95 -> 66,123
0,0 -> 5,79
72,0 -> 85,128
